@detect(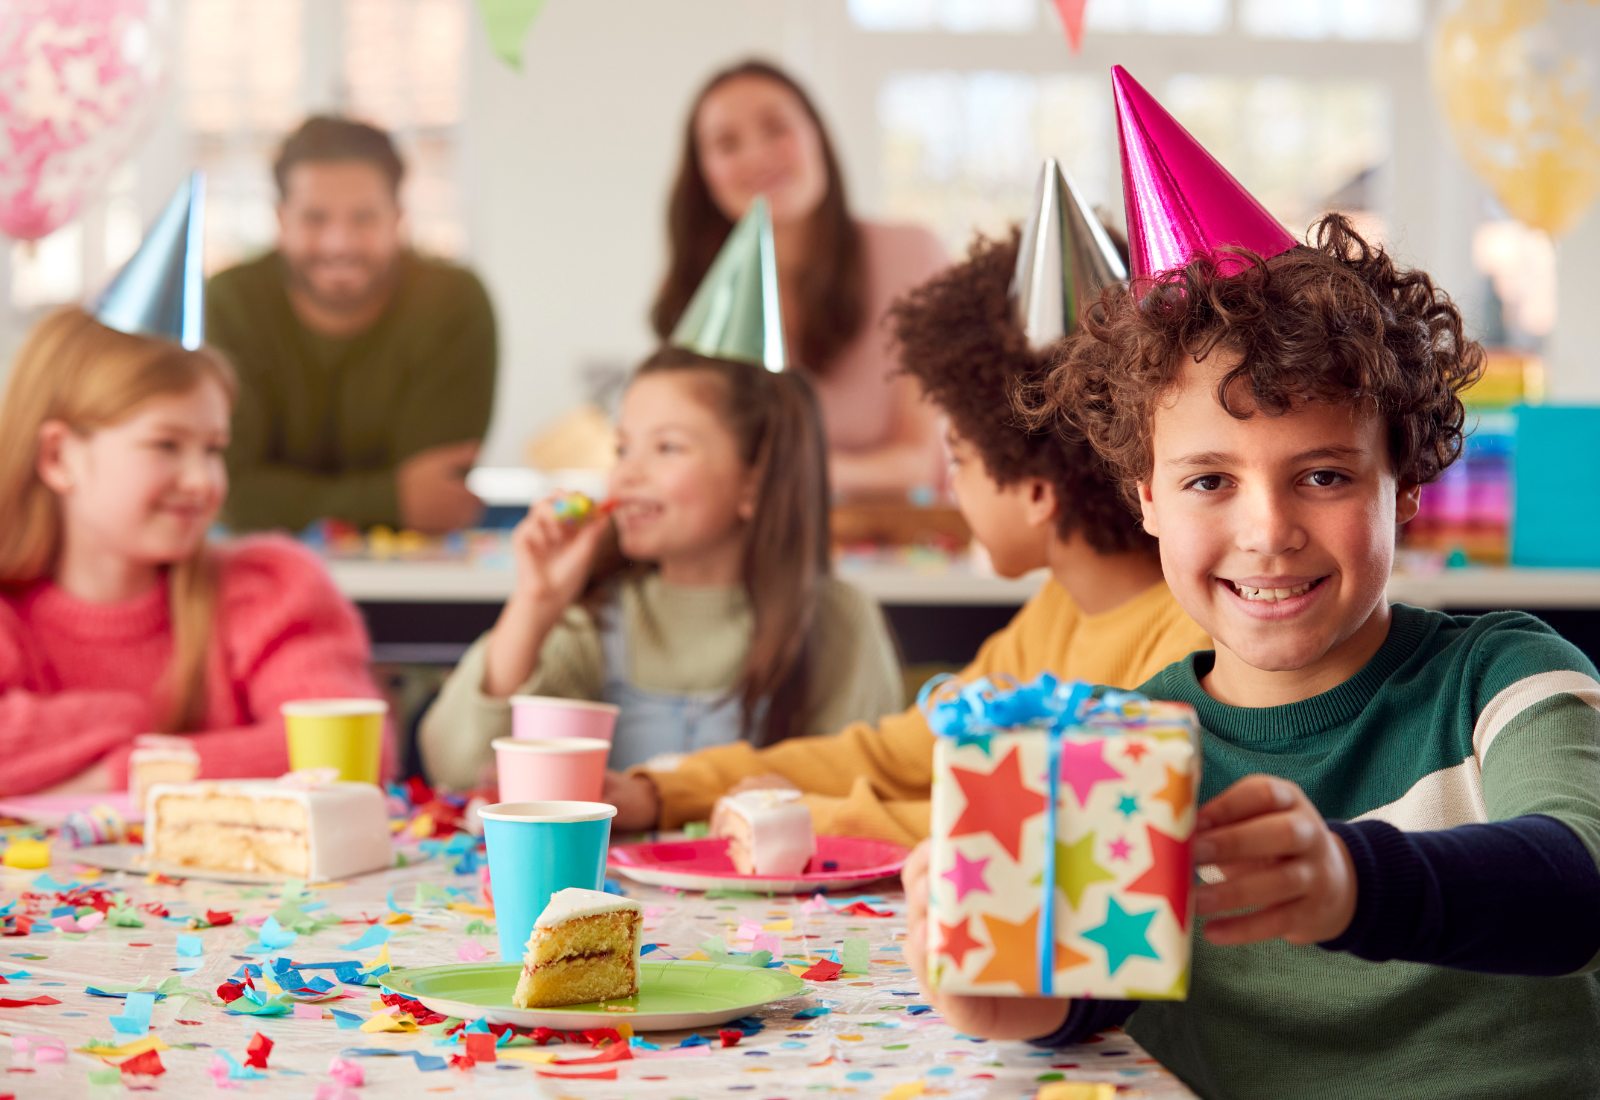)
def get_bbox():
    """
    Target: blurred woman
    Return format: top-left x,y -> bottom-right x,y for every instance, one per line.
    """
652,60 -> 948,496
